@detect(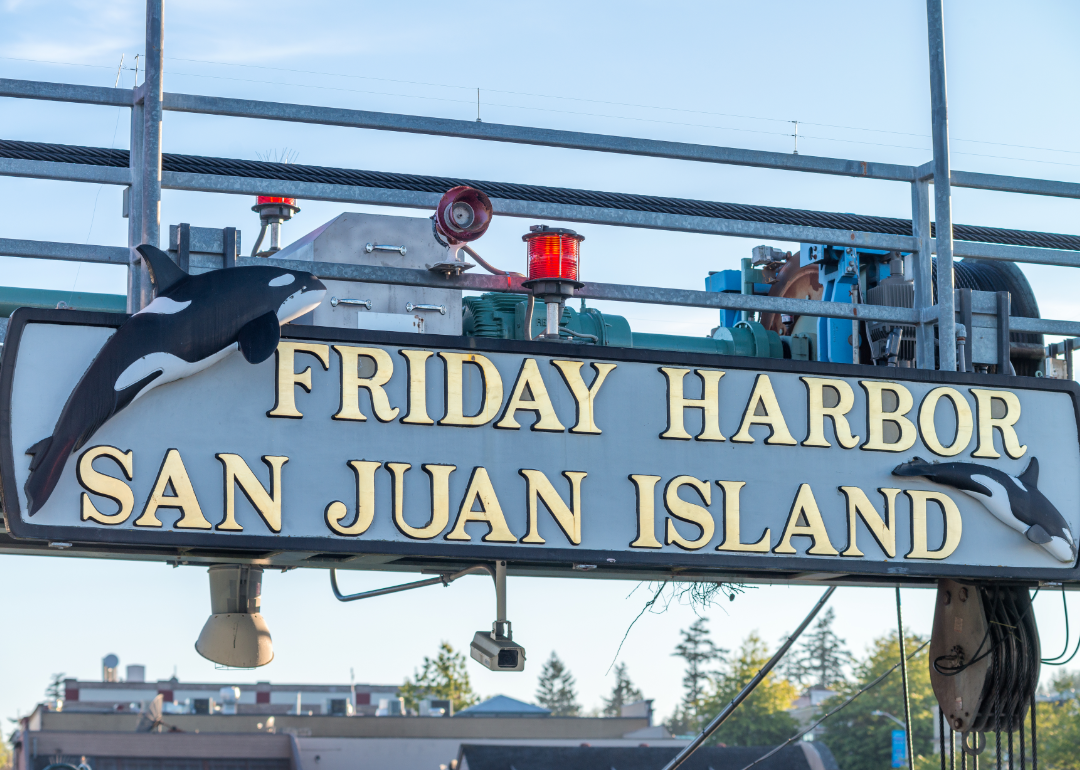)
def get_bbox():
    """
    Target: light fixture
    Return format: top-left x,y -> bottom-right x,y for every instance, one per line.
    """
429,186 -> 493,274
251,196 -> 300,257
522,225 -> 584,339
195,565 -> 274,668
